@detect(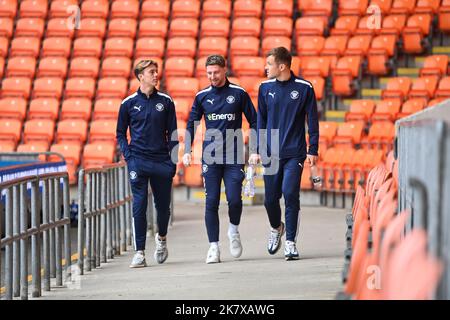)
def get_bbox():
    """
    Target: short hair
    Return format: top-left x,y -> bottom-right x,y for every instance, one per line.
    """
205,54 -> 226,68
267,47 -> 292,68
134,59 -> 158,80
